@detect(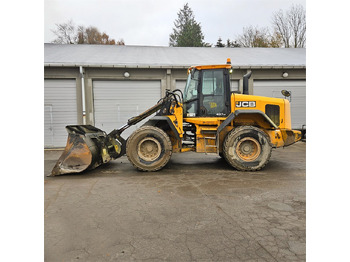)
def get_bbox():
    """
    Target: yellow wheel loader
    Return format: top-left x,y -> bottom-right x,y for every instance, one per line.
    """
50,59 -> 302,176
